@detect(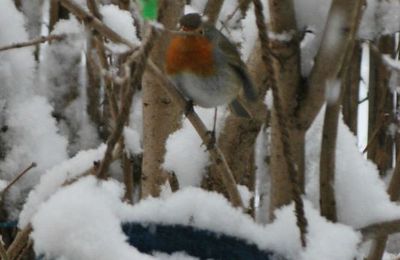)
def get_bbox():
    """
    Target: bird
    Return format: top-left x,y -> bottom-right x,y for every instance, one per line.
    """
165,12 -> 257,118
